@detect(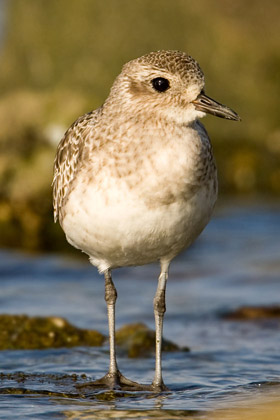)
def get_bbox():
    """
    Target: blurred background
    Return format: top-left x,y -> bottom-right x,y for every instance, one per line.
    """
0,0 -> 279,253
1,2 -> 280,415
